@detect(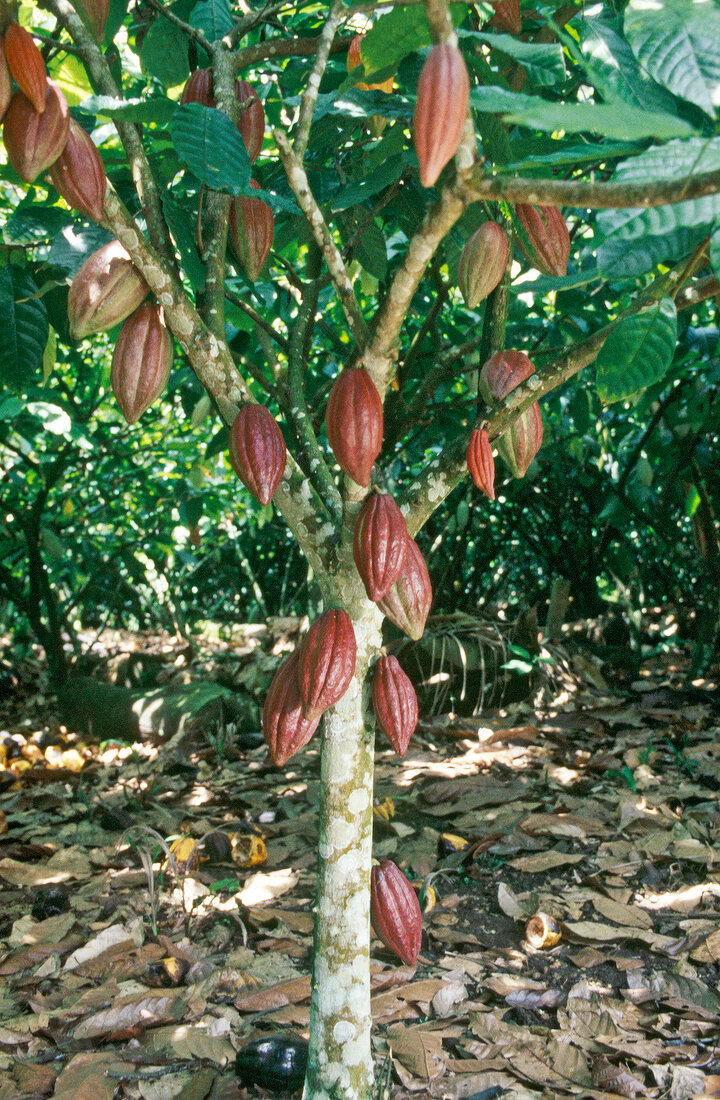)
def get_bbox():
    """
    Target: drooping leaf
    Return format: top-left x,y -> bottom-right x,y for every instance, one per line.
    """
81,94 -> 177,125
190,0 -> 233,41
139,19 -> 190,88
461,30 -> 566,87
595,298 -> 678,403
354,222 -> 387,279
575,10 -> 677,115
0,267 -> 50,391
171,104 -> 252,193
163,194 -> 207,293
